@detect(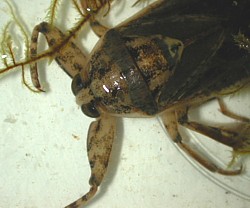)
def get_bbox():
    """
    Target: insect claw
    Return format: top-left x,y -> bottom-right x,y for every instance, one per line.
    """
178,142 -> 243,176
31,79 -> 45,92
65,185 -> 98,208
216,165 -> 243,176
37,88 -> 46,93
